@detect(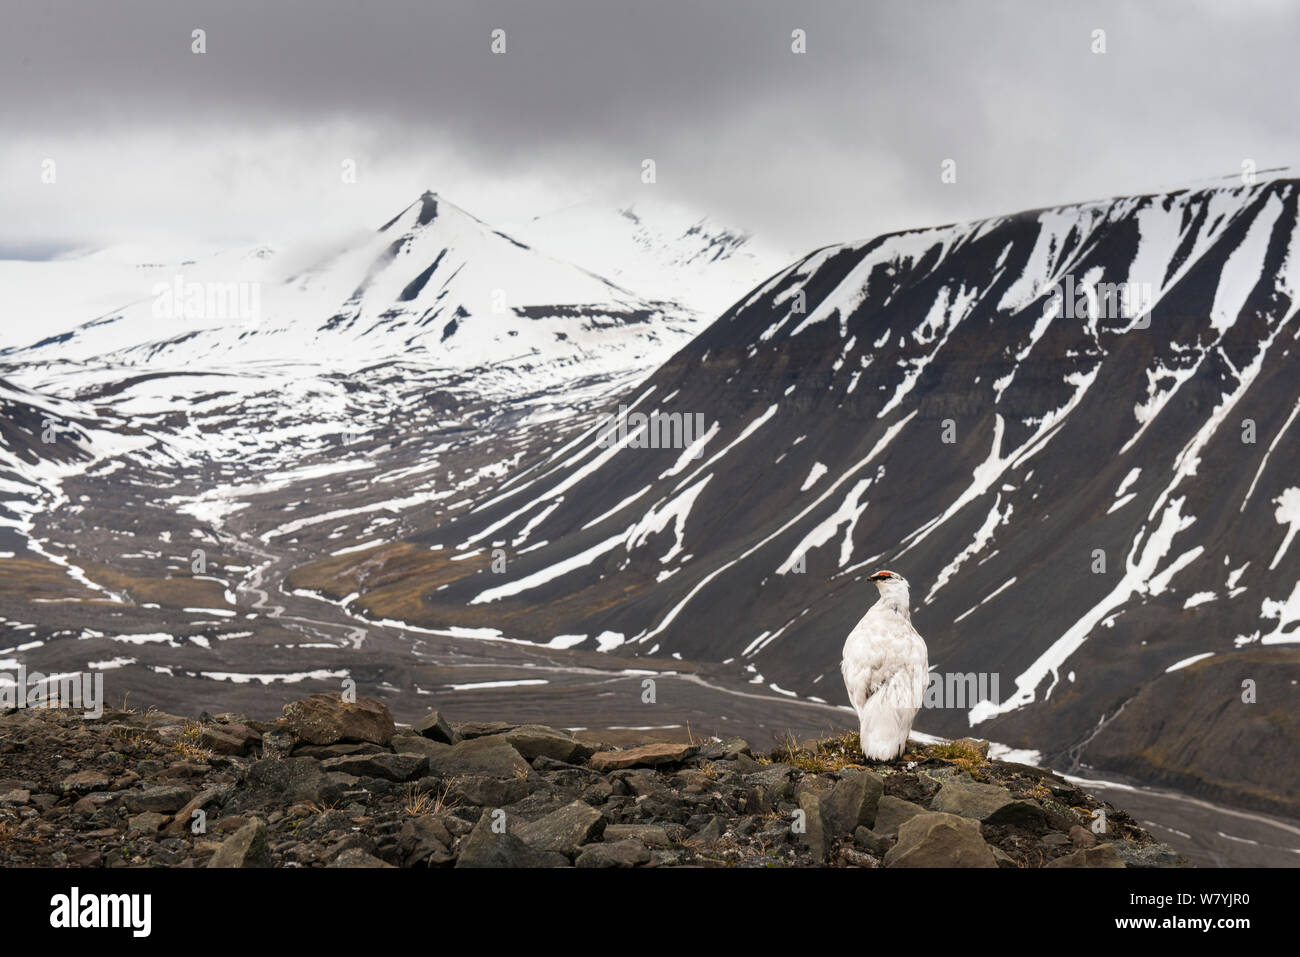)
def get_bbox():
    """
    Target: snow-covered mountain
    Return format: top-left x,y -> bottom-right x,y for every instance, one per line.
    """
516,197 -> 789,317
4,192 -> 696,387
301,177 -> 1300,816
